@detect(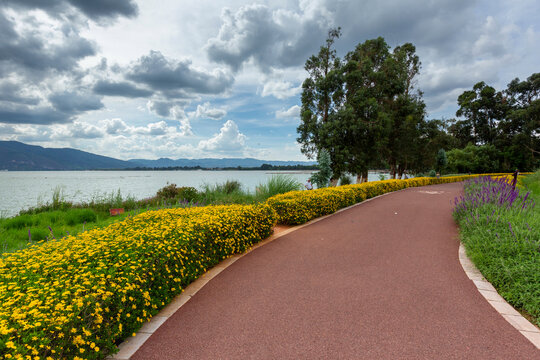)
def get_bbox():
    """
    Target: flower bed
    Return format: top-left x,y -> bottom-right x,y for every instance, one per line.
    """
453,175 -> 539,327
266,175 -> 478,225
0,204 -> 276,359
